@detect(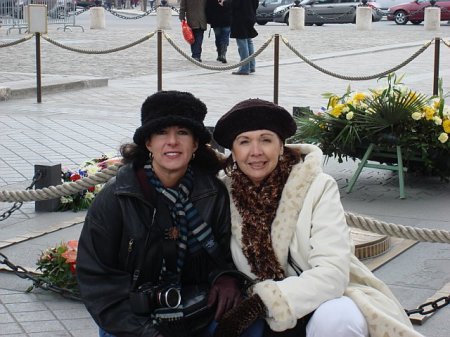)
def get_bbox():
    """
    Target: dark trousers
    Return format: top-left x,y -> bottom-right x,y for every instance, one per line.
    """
190,29 -> 205,60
